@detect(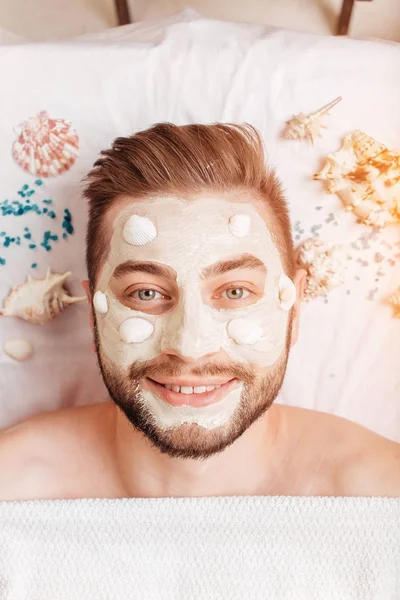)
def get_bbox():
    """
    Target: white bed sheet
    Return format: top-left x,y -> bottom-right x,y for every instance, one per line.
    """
0,11 -> 399,439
